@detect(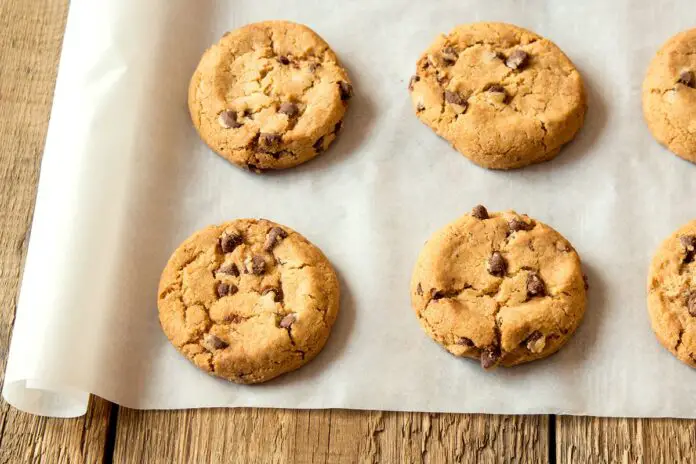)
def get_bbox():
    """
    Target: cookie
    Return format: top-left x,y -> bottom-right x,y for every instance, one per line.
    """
647,220 -> 696,367
408,22 -> 586,170
158,219 -> 340,383
189,21 -> 352,171
410,205 -> 587,369
642,28 -> 696,164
